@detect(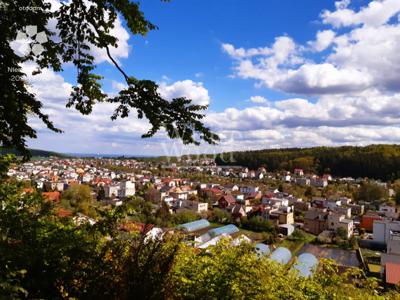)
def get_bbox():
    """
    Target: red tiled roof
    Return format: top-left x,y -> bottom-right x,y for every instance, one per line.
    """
22,188 -> 34,194
119,222 -> 154,233
386,262 -> 400,285
203,188 -> 223,194
219,194 -> 236,204
246,192 -> 261,199
42,191 -> 61,203
162,178 -> 181,183
56,208 -> 73,217
94,178 -> 112,185
262,193 -> 273,199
